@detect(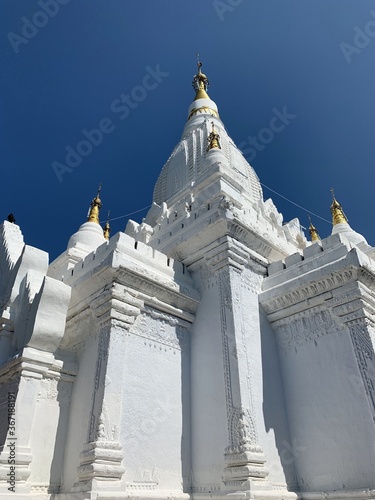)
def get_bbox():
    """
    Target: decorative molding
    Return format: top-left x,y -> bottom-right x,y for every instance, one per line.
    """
274,309 -> 339,354
95,402 -> 119,442
129,308 -> 190,351
359,267 -> 375,291
262,267 -> 356,317
125,467 -> 160,490
219,267 -> 233,421
76,440 -> 125,483
90,282 -> 143,329
115,266 -> 199,316
218,267 -> 269,485
0,445 -> 32,486
347,318 -> 375,421
241,267 -> 262,294
227,407 -> 257,451
191,483 -> 221,494
227,221 -> 273,260
204,236 -> 267,276
88,326 -> 110,443
78,401 -> 125,484
37,378 -> 58,401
